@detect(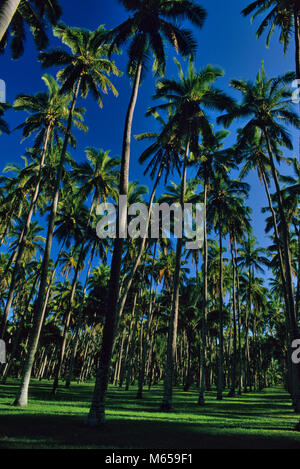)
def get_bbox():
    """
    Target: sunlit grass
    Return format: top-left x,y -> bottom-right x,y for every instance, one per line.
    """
0,379 -> 299,449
